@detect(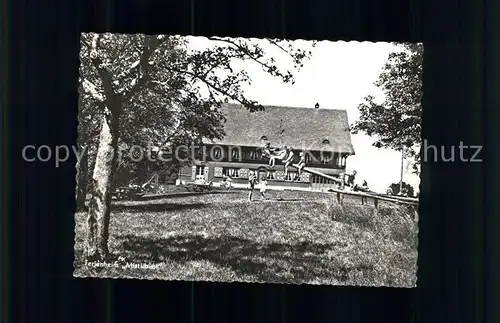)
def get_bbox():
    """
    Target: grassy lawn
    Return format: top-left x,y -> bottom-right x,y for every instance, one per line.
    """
74,189 -> 418,287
